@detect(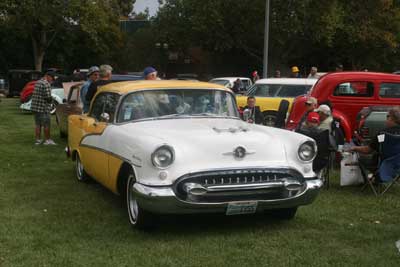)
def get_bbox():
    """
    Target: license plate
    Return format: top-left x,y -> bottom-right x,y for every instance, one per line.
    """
226,201 -> 258,215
